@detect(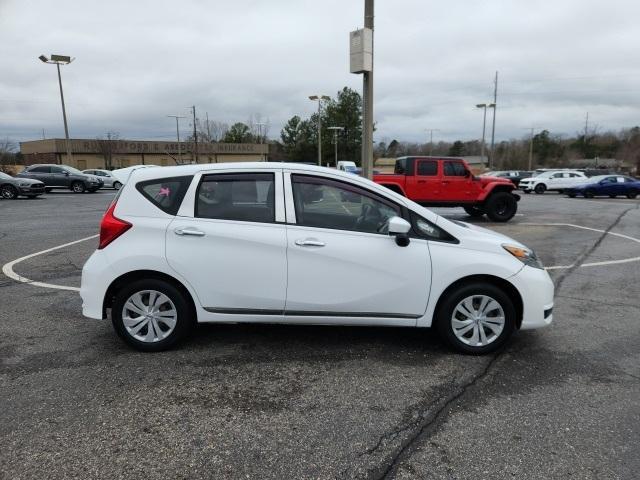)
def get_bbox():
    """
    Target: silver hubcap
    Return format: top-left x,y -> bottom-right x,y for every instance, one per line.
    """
451,295 -> 505,347
2,187 -> 15,198
73,184 -> 82,192
122,290 -> 177,343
